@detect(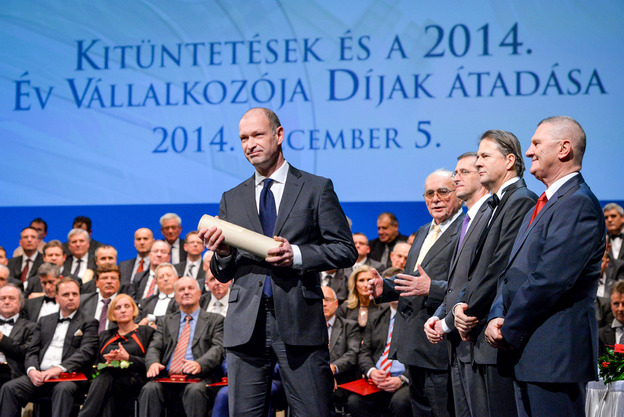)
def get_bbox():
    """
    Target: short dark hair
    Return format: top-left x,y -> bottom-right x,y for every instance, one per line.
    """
95,263 -> 120,281
480,130 -> 525,177
378,212 -> 399,226
56,276 -> 80,293
73,216 -> 92,232
30,218 -> 48,233
612,281 -> 624,296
